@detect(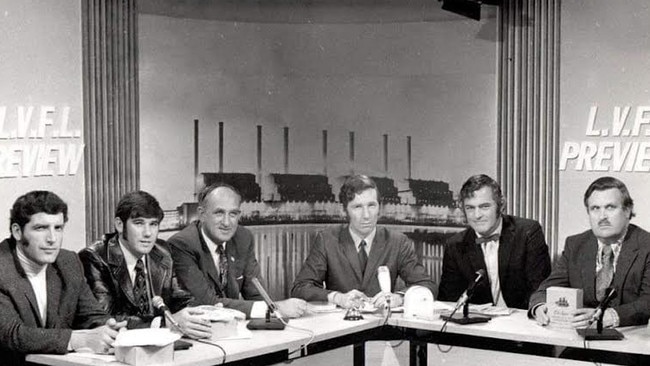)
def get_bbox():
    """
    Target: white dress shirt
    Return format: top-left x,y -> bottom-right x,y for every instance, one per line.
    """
476,219 -> 506,307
